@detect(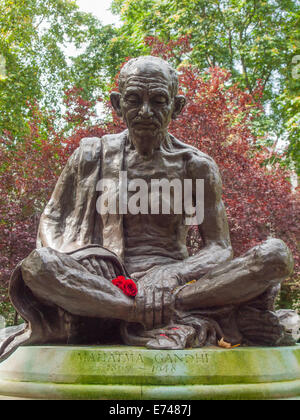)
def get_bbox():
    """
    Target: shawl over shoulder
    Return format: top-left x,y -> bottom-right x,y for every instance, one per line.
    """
0,132 -> 128,362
